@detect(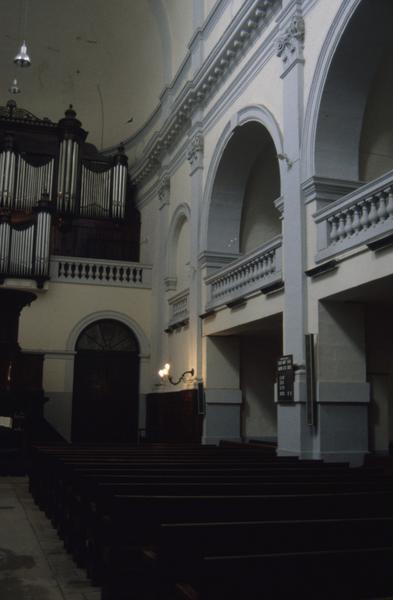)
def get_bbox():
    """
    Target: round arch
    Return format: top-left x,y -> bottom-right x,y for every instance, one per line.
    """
67,310 -> 150,359
302,0 -> 393,182
200,105 -> 284,256
165,202 -> 191,288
